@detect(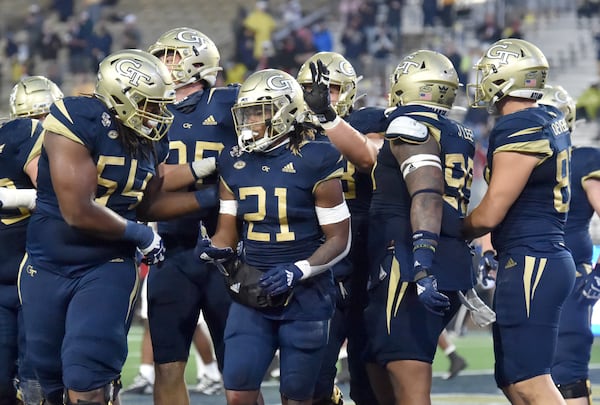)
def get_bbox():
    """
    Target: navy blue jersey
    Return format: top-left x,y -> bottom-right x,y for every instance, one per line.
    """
369,105 -> 475,289
219,139 -> 344,320
157,86 -> 239,239
27,96 -> 168,276
564,147 -> 600,266
342,107 -> 387,215
487,105 -> 572,252
0,118 -> 42,283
